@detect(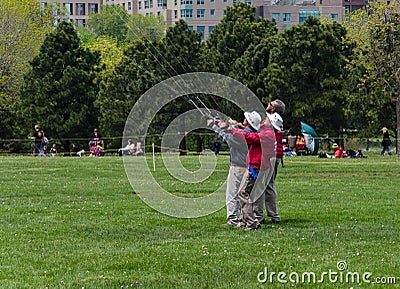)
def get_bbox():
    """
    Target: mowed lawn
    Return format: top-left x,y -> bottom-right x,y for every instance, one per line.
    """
0,154 -> 399,288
